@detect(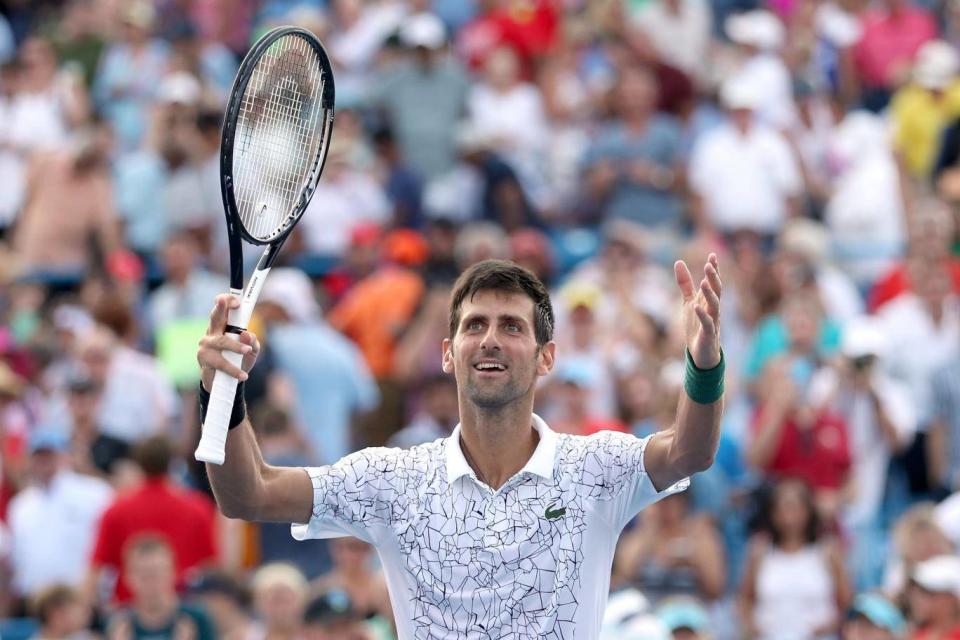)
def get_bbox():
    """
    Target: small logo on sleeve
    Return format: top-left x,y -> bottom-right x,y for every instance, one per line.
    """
544,503 -> 566,520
